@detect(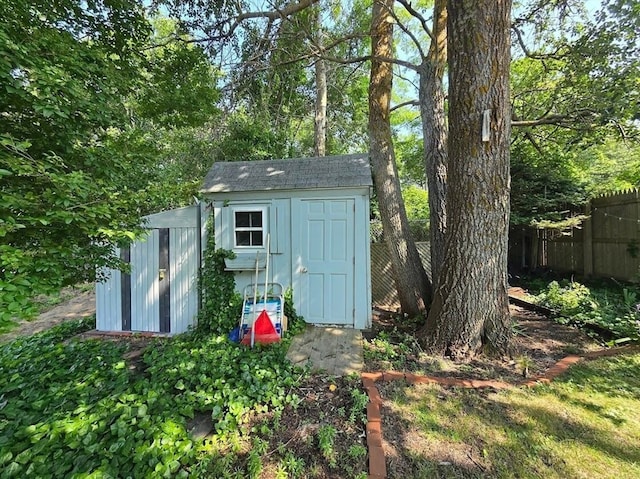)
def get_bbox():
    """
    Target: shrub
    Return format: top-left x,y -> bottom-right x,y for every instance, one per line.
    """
534,280 -> 640,342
